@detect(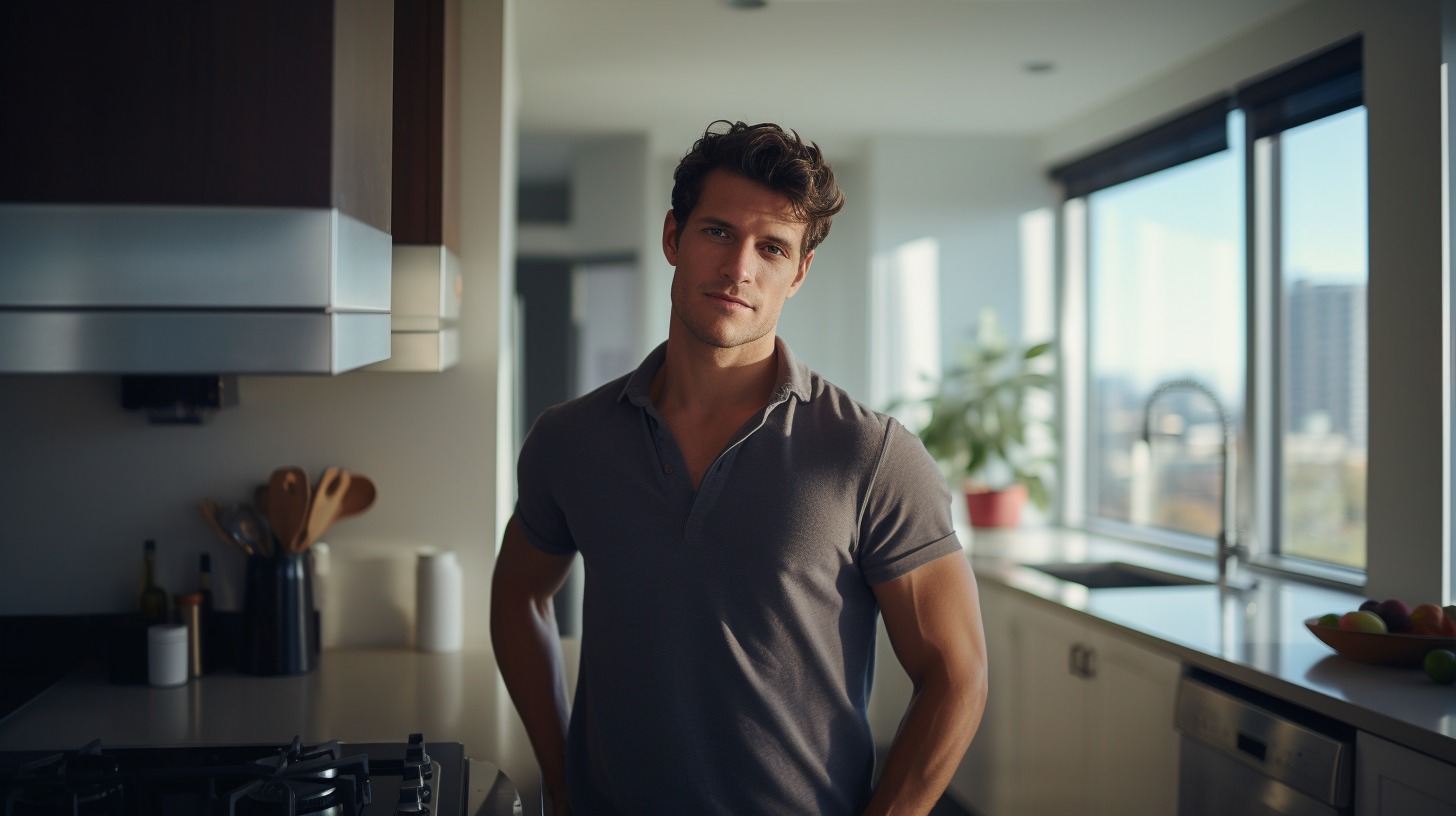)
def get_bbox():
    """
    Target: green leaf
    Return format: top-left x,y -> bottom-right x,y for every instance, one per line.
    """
1024,341 -> 1053,360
